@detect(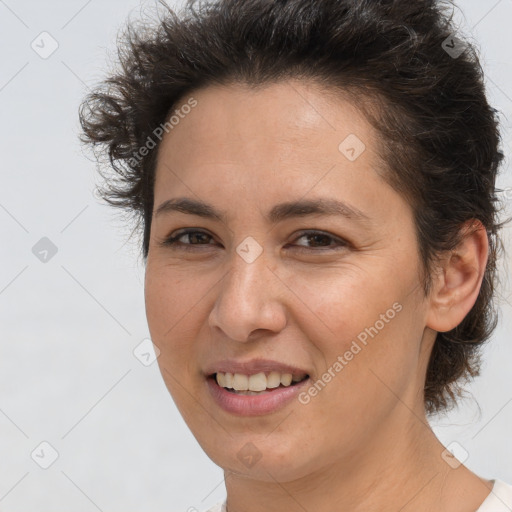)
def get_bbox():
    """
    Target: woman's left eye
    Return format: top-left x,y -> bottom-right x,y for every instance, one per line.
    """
290,231 -> 347,251
160,229 -> 347,252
